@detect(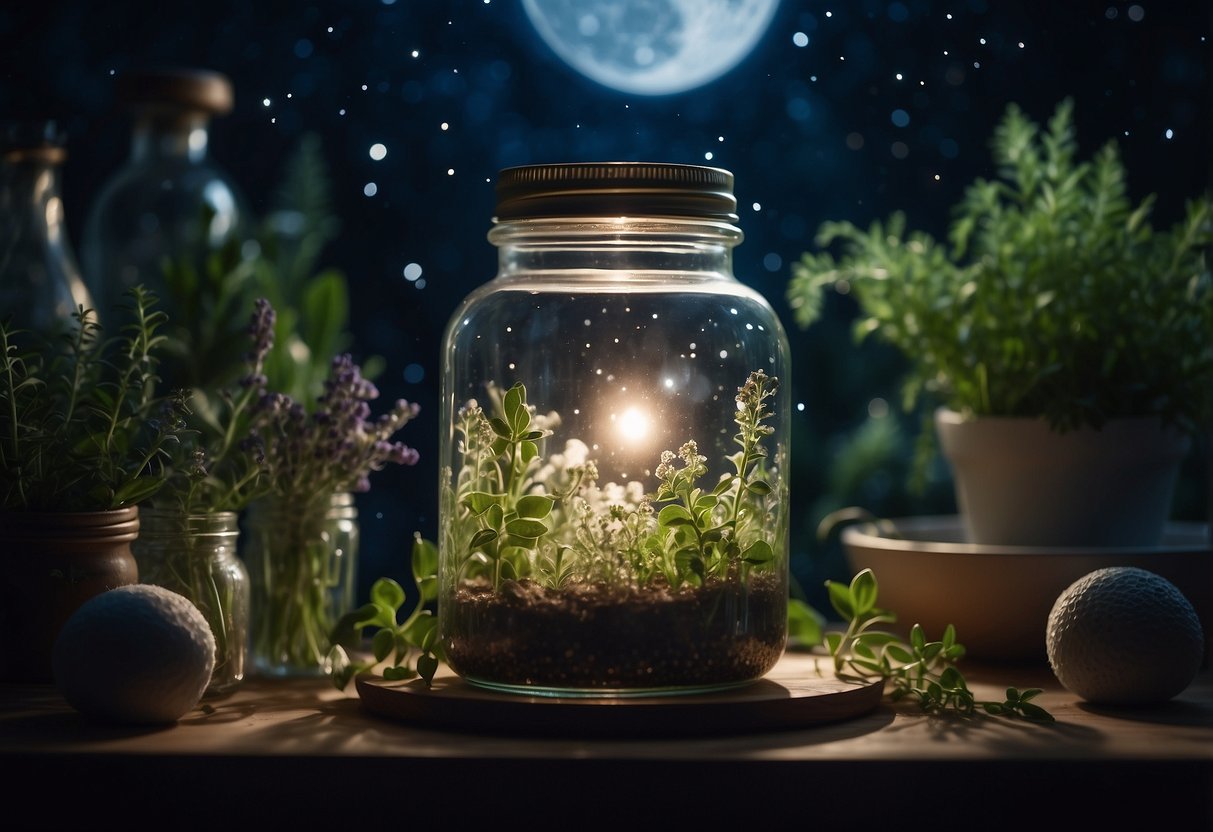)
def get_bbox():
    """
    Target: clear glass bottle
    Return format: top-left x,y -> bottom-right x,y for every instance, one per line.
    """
439,162 -> 791,697
133,509 -> 249,696
0,120 -> 94,334
80,67 -> 249,389
244,491 -> 359,678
